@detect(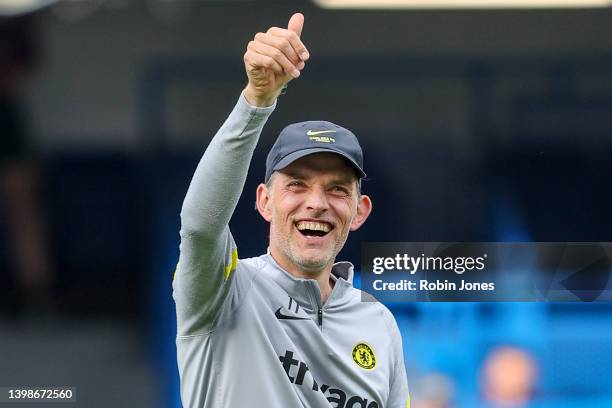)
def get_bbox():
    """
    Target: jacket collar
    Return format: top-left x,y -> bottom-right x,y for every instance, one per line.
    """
260,251 -> 355,310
